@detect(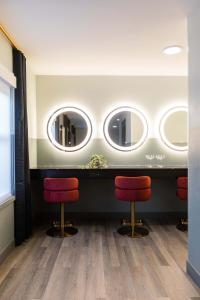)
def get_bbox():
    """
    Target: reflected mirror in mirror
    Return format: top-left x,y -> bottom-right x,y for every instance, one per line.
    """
103,107 -> 148,151
159,106 -> 188,151
47,107 -> 92,152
